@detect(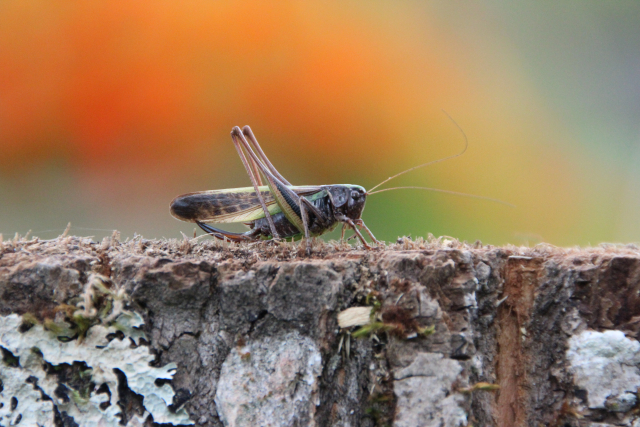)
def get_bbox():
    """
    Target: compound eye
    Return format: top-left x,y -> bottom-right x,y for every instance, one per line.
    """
351,190 -> 360,199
